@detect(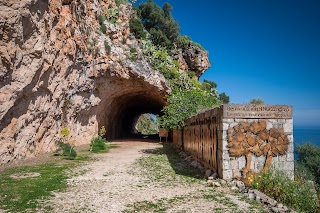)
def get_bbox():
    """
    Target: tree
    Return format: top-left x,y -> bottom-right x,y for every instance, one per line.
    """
295,143 -> 320,184
219,92 -> 230,104
158,85 -> 220,130
202,79 -> 217,91
139,0 -> 180,49
129,18 -> 146,39
248,98 -> 264,105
